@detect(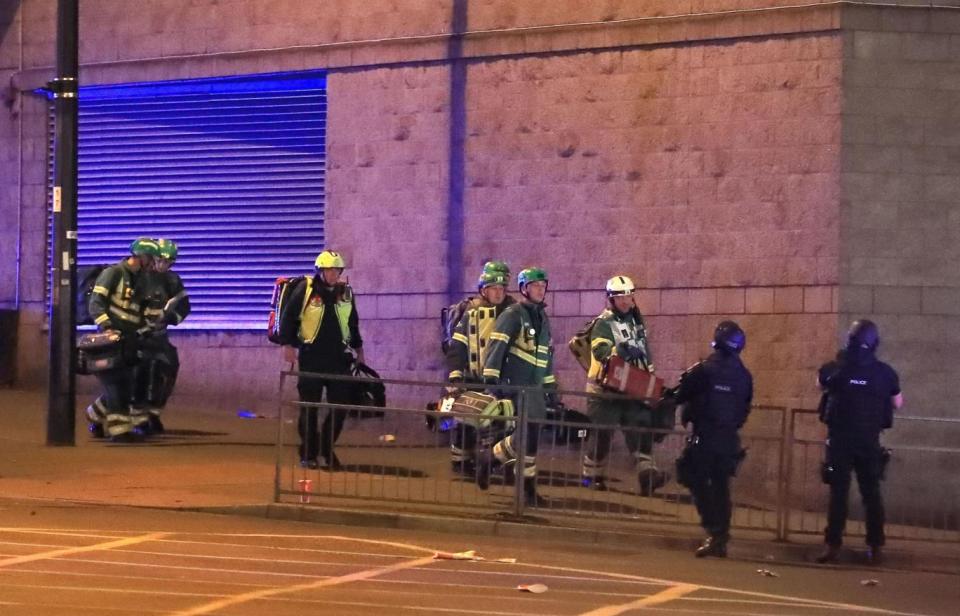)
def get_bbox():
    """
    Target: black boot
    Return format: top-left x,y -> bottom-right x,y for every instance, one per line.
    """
88,423 -> 105,439
695,536 -> 727,558
475,449 -> 491,490
320,451 -> 343,471
148,415 -> 165,435
866,545 -> 883,566
815,545 -> 841,564
300,458 -> 320,470
638,467 -> 668,497
523,478 -> 545,507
